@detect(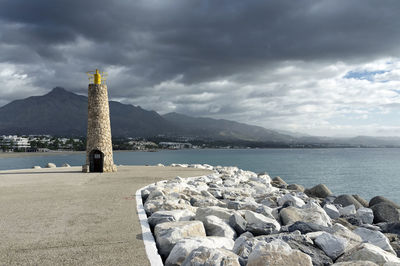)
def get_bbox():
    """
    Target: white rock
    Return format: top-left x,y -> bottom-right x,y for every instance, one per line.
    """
154,221 -> 206,256
245,210 -> 281,234
339,204 -> 357,216
356,207 -> 374,224
278,193 -> 306,208
314,232 -> 347,260
324,203 -> 340,219
157,163 -> 165,167
195,206 -> 234,222
148,210 -> 195,227
61,163 -> 70,167
32,166 -> 41,169
247,239 -> 313,266
332,223 -> 363,253
336,243 -> 400,265
181,246 -> 240,266
203,215 -> 237,240
353,227 -> 396,255
165,236 -> 234,266
46,163 -> 56,168
332,261 -> 379,266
